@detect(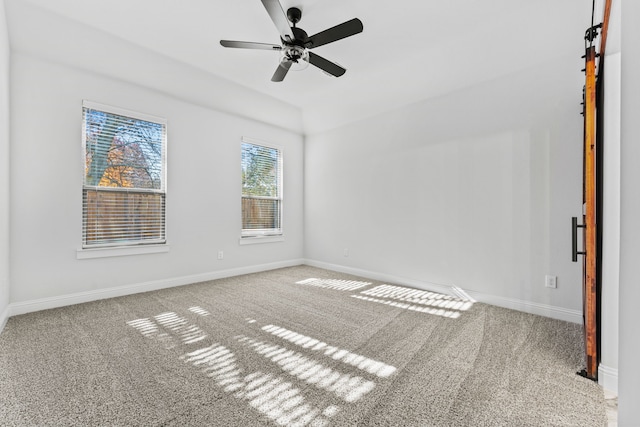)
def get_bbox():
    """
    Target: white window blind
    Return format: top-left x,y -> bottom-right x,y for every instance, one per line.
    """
82,101 -> 167,248
241,138 -> 283,237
